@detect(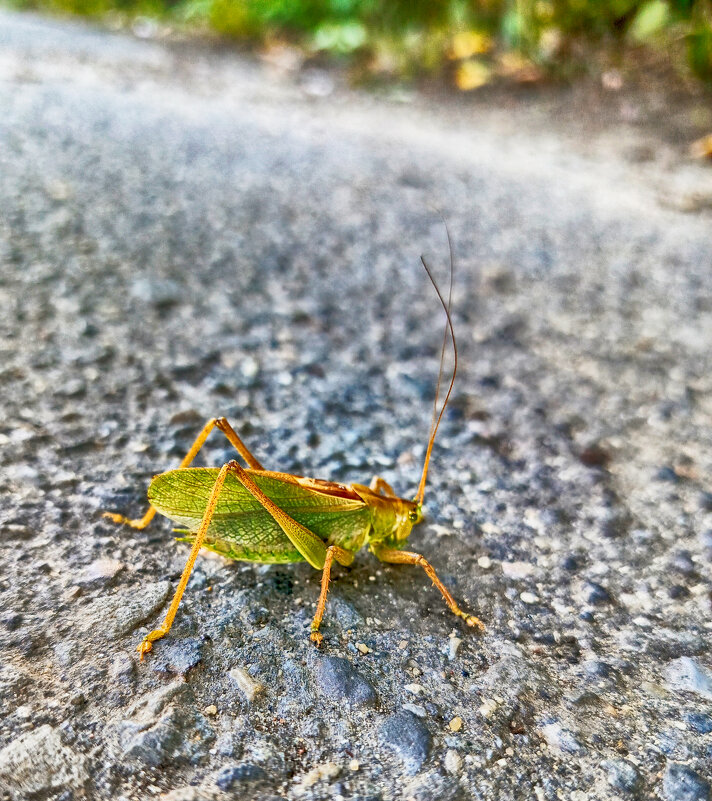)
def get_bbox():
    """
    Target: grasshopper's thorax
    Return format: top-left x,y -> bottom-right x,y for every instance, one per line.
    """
351,484 -> 423,548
